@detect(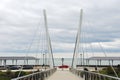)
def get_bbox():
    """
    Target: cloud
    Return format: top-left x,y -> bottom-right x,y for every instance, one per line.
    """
0,0 -> 120,57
